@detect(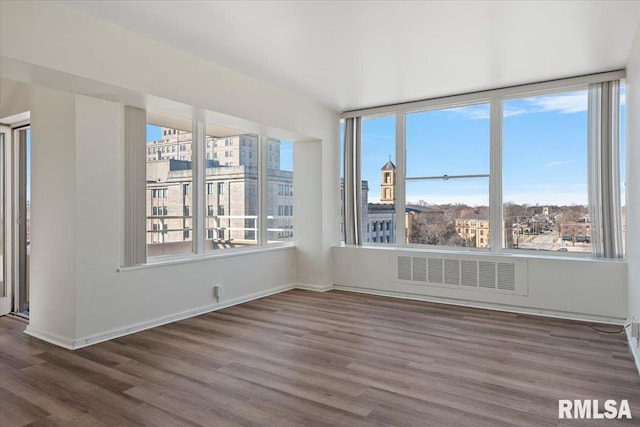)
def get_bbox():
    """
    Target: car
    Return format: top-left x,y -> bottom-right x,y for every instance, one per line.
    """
556,248 -> 568,252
